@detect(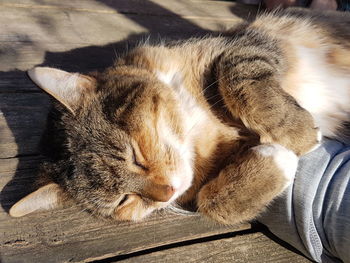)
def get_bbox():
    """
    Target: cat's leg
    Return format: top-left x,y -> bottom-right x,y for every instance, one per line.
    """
197,143 -> 297,225
217,47 -> 320,155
